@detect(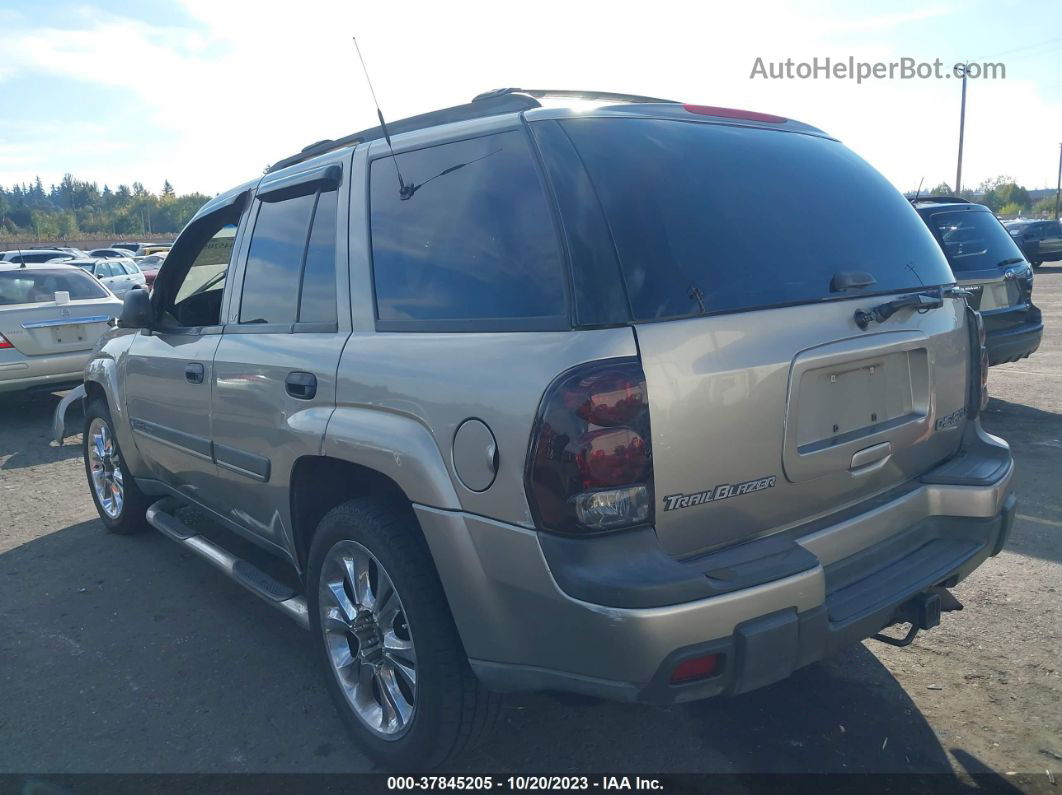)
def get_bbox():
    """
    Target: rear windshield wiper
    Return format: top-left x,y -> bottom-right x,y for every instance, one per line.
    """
996,257 -> 1025,268
854,290 -> 943,330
